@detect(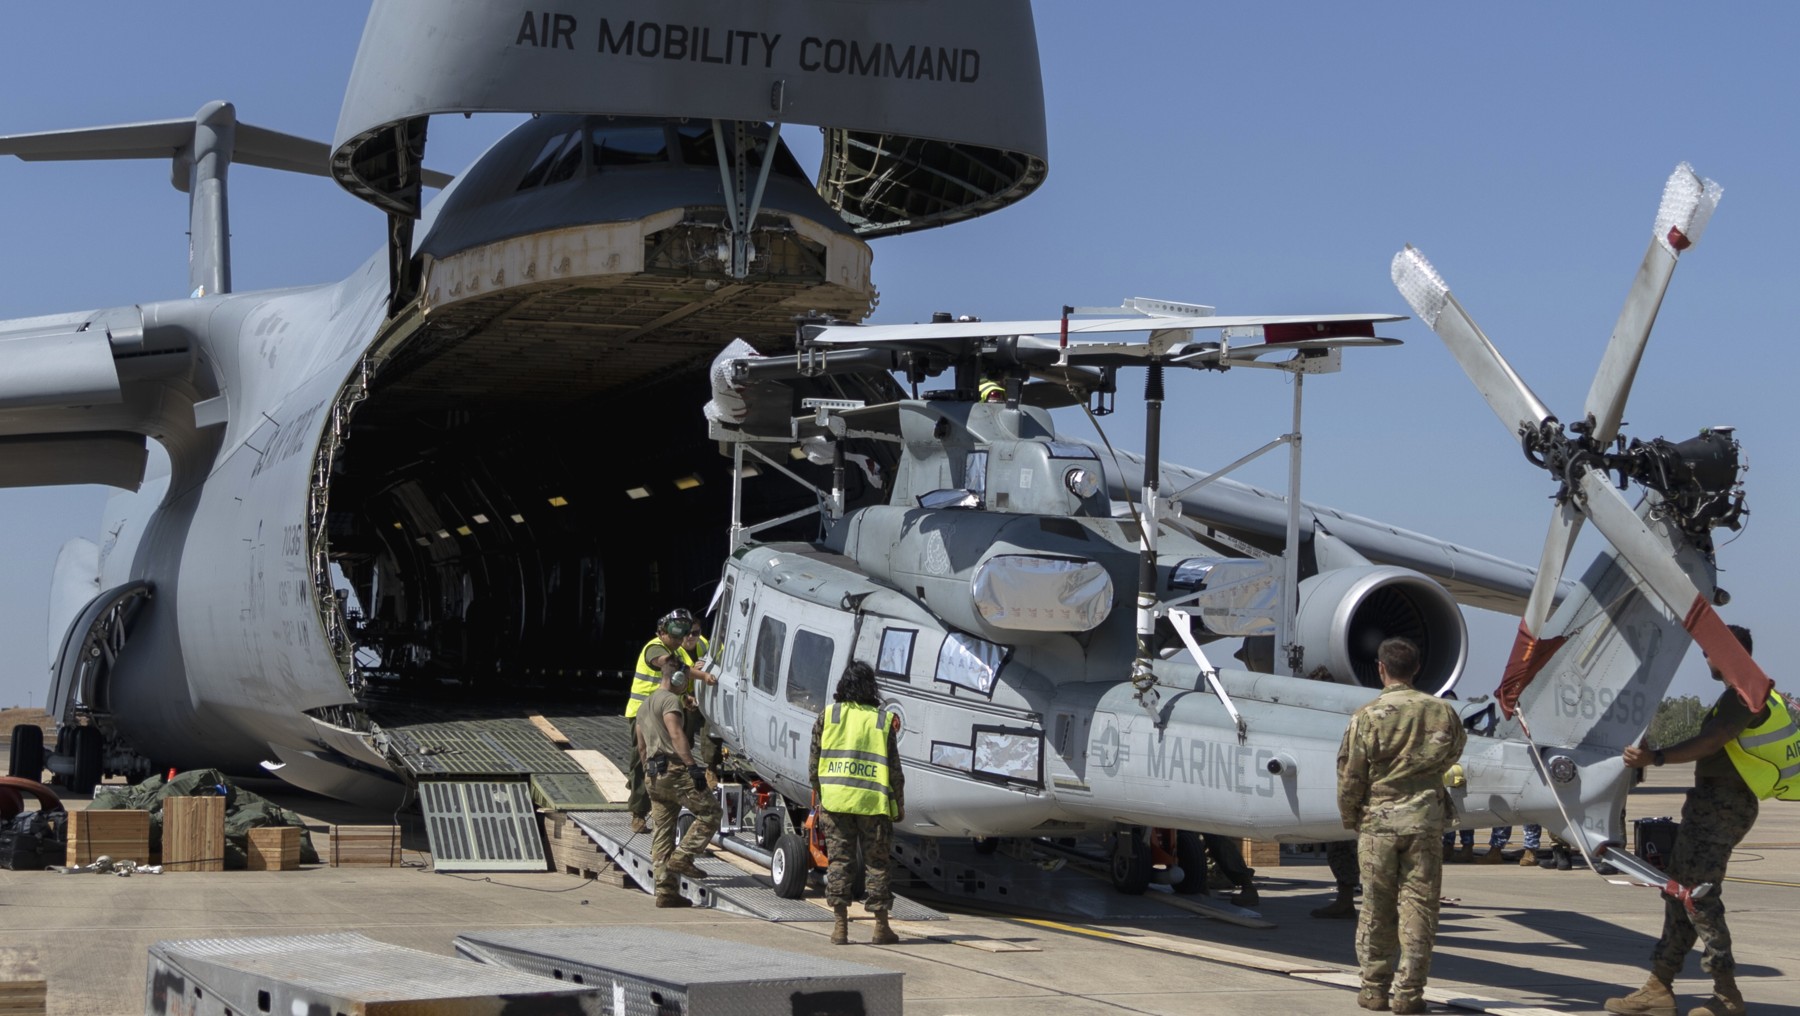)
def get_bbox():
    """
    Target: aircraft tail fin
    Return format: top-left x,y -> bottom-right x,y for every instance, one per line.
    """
1498,494 -> 1711,755
0,104 -> 451,298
